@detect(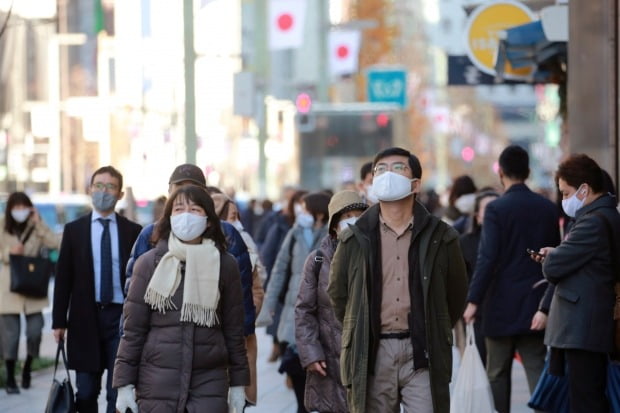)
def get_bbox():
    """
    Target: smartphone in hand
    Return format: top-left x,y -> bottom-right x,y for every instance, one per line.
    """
527,248 -> 544,258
